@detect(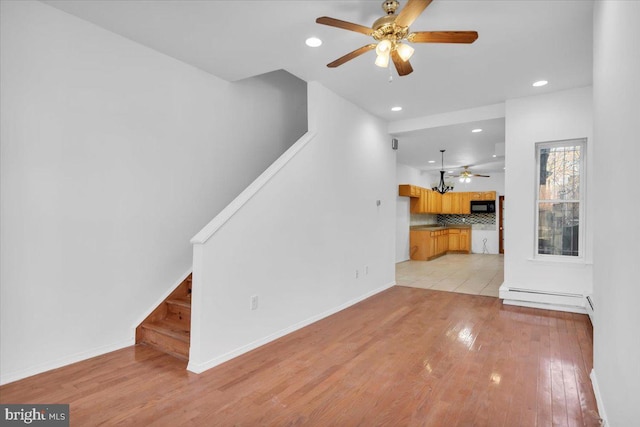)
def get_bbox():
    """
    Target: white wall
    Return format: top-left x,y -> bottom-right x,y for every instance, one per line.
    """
0,1 -> 307,384
592,1 -> 640,425
188,82 -> 396,372
501,87 -> 593,310
396,164 -> 437,262
453,173 -> 505,195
